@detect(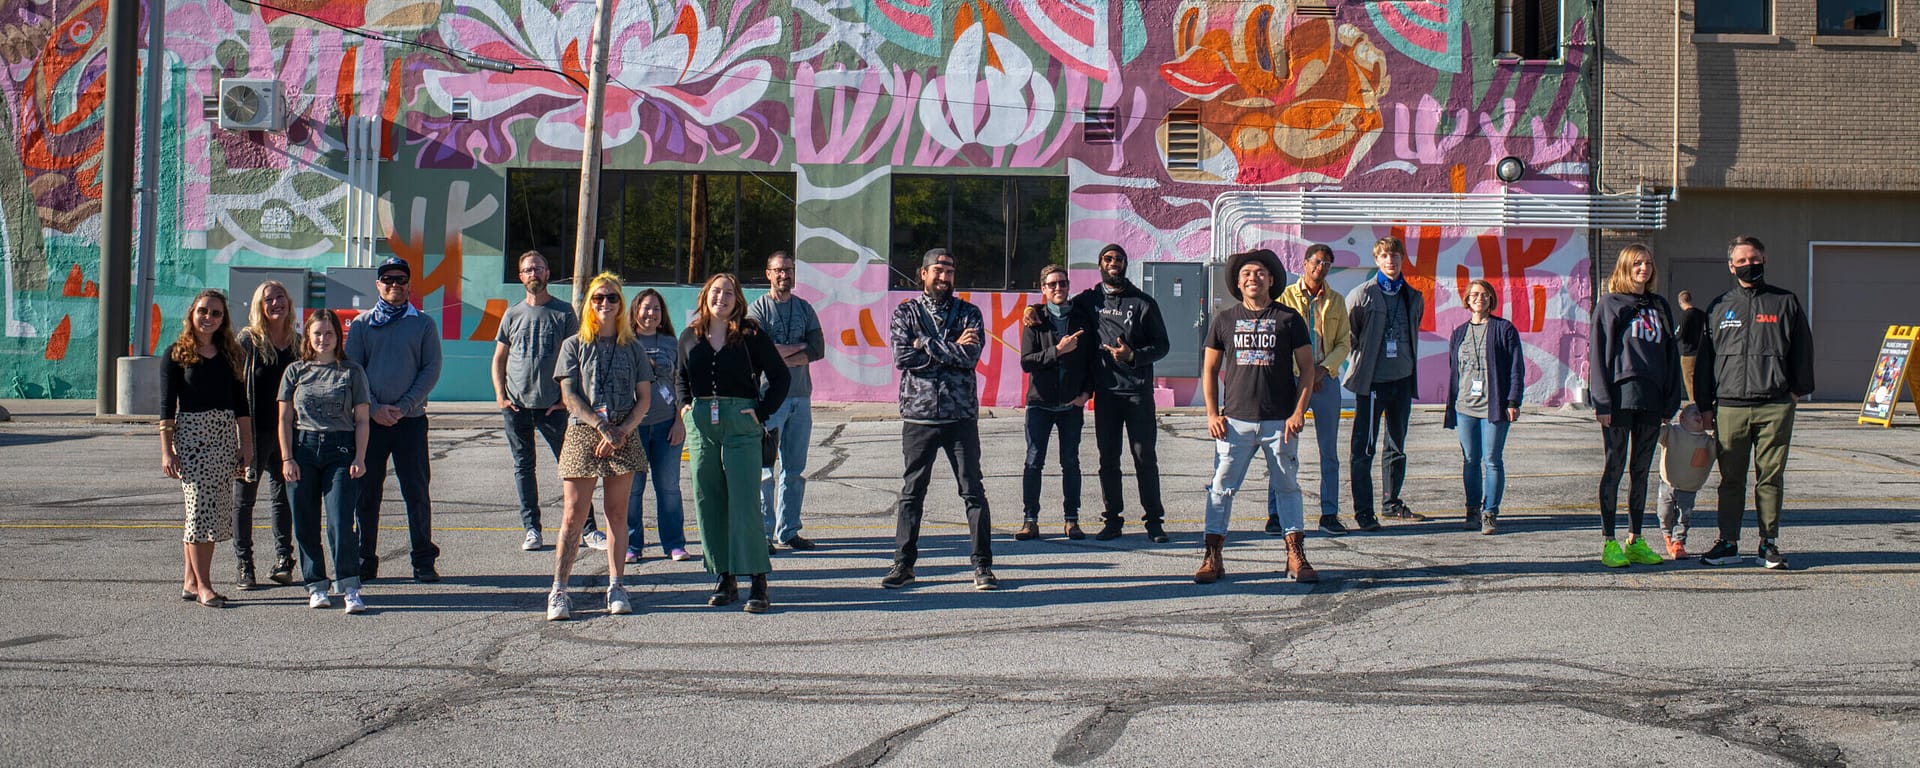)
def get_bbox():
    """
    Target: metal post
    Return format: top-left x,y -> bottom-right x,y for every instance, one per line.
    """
97,0 -> 140,416
570,0 -> 614,310
133,0 -> 163,357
